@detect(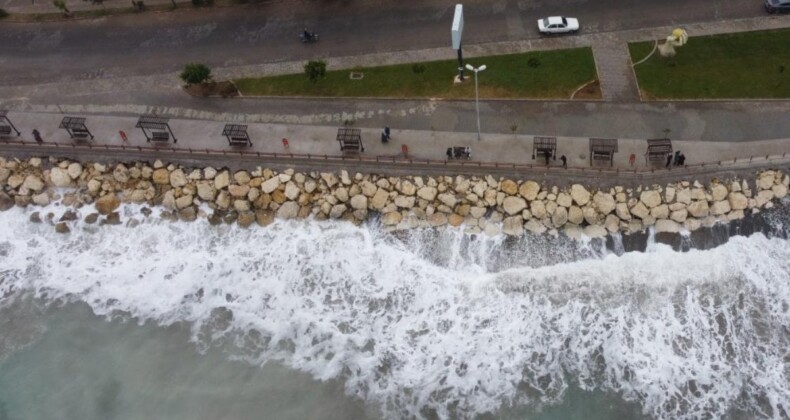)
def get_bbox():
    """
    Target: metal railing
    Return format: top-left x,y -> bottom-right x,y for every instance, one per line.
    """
1,138 -> 788,178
